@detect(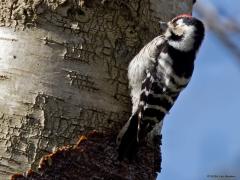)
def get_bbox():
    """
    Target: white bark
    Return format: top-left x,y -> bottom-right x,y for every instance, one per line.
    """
0,0 -> 192,178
